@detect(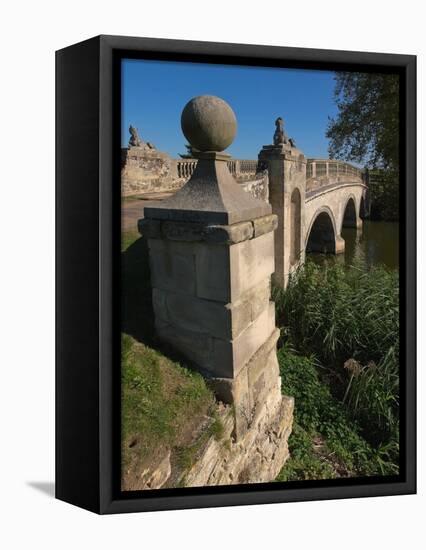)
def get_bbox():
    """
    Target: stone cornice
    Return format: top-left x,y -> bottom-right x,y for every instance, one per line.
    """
139,213 -> 278,245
